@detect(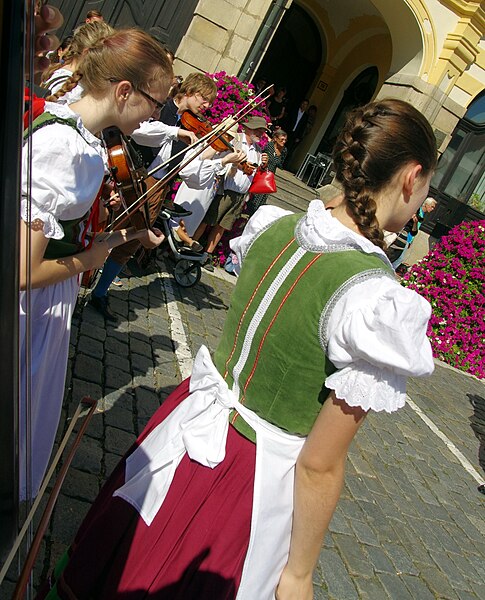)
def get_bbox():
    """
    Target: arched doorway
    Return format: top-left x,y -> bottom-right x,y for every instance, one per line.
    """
254,3 -> 324,110
317,66 -> 379,154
